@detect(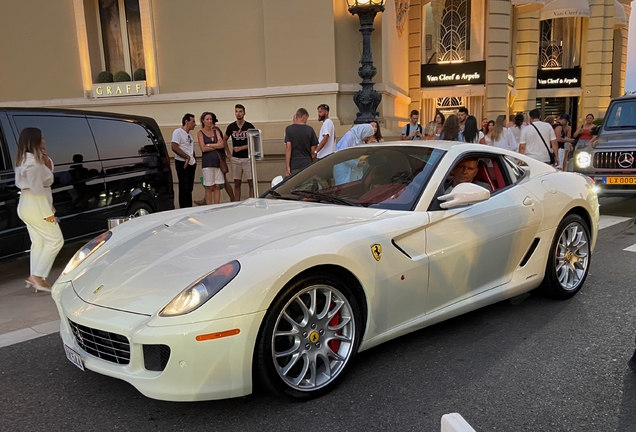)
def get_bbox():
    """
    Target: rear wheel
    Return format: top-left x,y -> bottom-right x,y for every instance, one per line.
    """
537,214 -> 591,299
255,273 -> 362,399
127,201 -> 153,218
